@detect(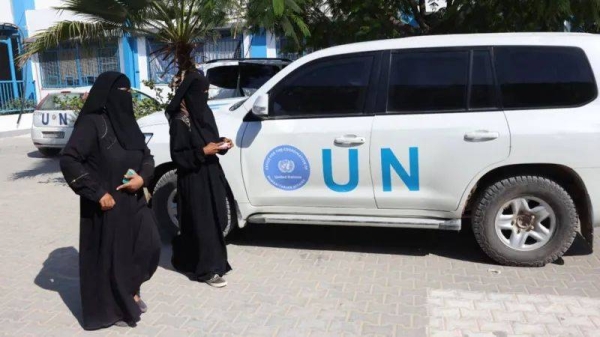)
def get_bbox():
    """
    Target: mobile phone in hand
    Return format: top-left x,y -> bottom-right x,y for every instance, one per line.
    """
122,169 -> 136,184
218,142 -> 230,150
